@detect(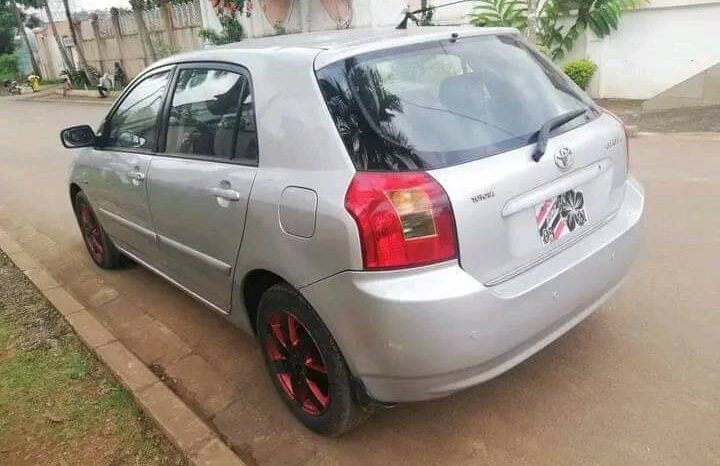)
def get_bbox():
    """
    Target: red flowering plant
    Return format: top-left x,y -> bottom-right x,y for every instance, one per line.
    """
200,0 -> 249,44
